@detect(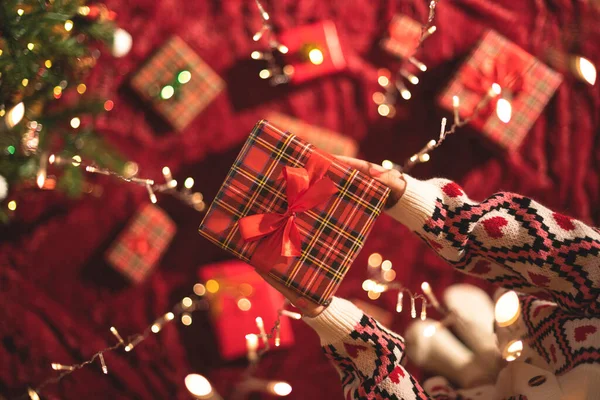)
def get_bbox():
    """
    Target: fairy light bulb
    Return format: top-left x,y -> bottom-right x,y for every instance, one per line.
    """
184,177 -> 194,189
410,296 -> 416,318
368,252 -> 383,268
64,20 -> 74,31
420,300 -> 427,320
378,75 -> 390,87
251,51 -> 262,60
185,374 -> 214,398
377,104 -> 391,117
490,83 -> 502,96
495,290 -> 521,327
246,334 -> 259,362
503,340 -> 523,362
396,291 -> 403,312
400,89 -> 412,100
269,382 -> 292,396
574,56 -> 596,86
308,48 -> 324,65
112,28 -> 133,58
5,102 -> 25,128
70,117 -> 81,129
381,160 -> 394,170
496,97 -> 512,124
259,69 -> 271,79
